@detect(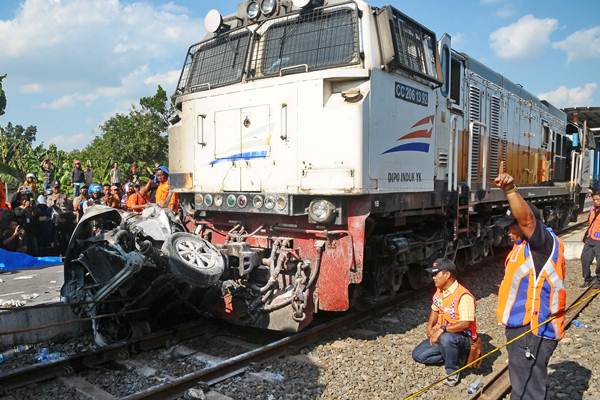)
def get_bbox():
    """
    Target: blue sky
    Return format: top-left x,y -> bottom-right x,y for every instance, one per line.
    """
1,0 -> 599,151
